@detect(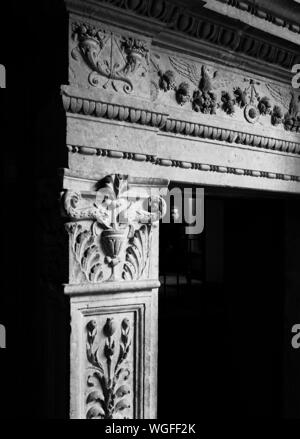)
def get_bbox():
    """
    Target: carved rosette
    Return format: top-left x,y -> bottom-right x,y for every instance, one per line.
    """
63,174 -> 166,284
